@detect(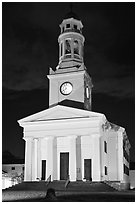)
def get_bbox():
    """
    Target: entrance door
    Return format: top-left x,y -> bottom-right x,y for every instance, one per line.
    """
60,153 -> 69,180
84,159 -> 92,181
41,160 -> 46,180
